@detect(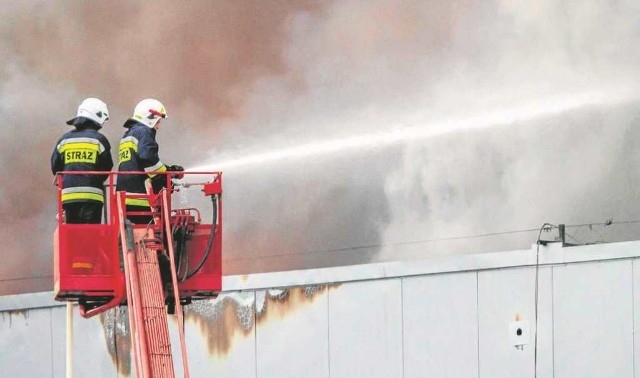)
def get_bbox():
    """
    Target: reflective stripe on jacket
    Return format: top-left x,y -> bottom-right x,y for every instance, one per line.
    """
116,120 -> 167,202
51,121 -> 113,204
